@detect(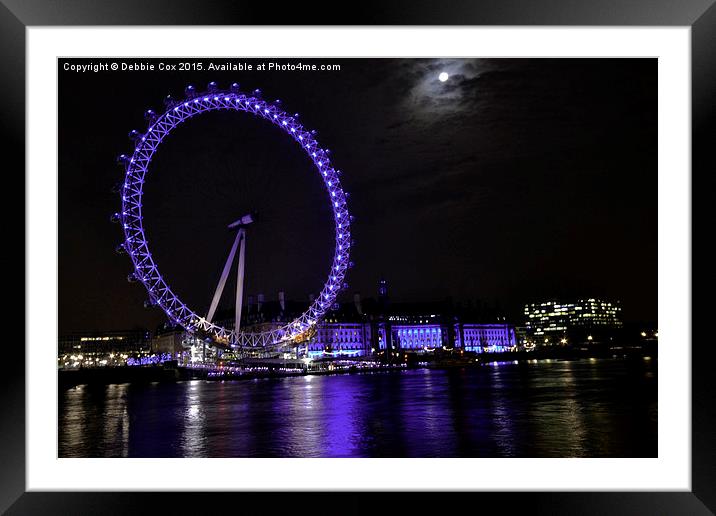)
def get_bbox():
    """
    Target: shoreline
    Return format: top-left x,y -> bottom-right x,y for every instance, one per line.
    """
58,343 -> 656,390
